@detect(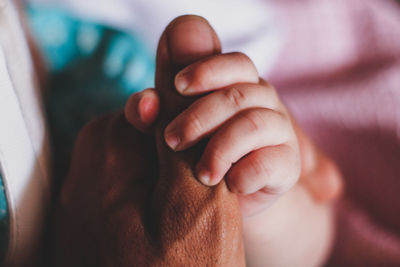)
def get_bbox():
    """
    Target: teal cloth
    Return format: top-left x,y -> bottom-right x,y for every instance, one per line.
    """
0,173 -> 9,262
0,4 -> 155,260
27,4 -> 156,185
